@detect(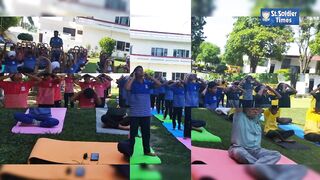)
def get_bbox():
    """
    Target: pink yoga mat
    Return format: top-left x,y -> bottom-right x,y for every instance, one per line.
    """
191,146 -> 296,165
11,108 -> 67,134
177,138 -> 191,150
